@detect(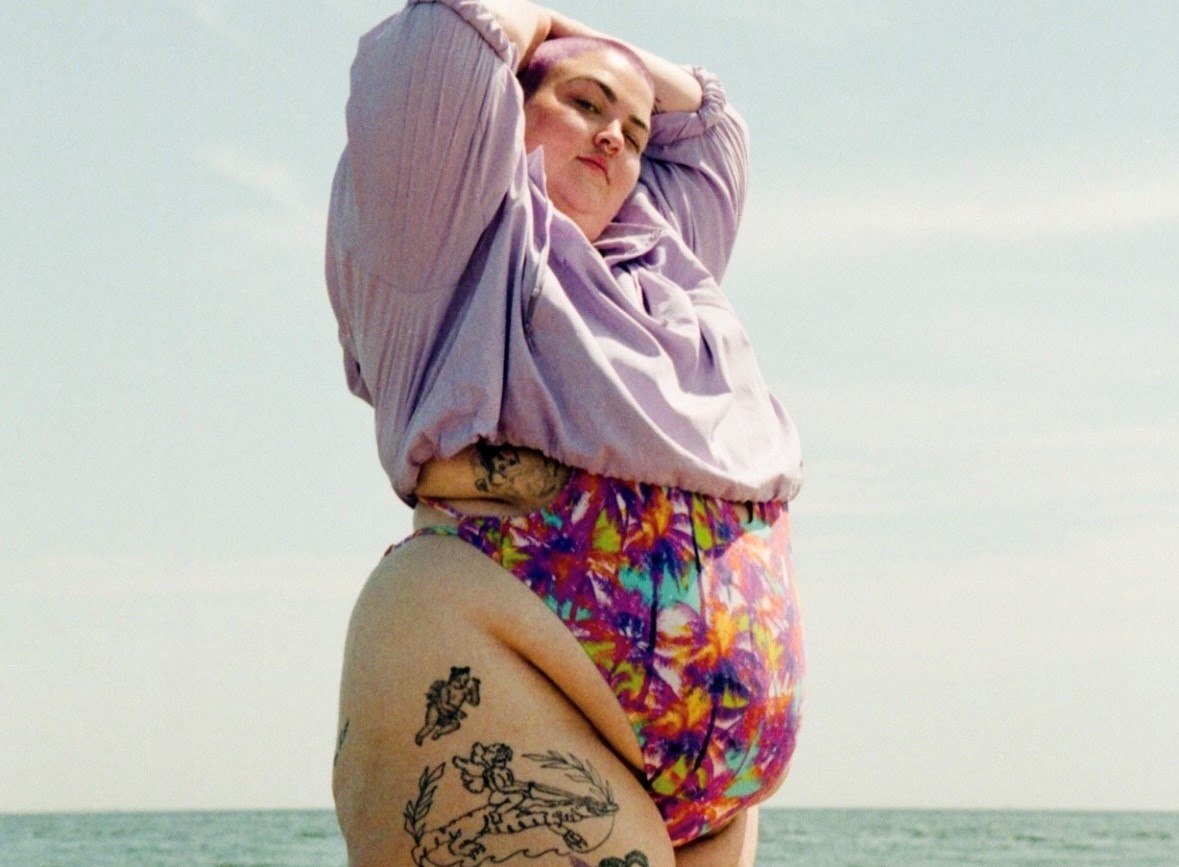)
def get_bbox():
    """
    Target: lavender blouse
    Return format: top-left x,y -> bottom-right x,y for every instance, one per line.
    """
325,0 -> 803,504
